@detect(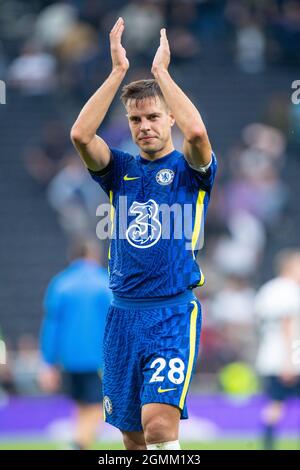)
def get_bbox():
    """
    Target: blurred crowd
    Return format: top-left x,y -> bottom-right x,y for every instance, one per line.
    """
1,0 -> 300,396
2,0 -> 300,99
